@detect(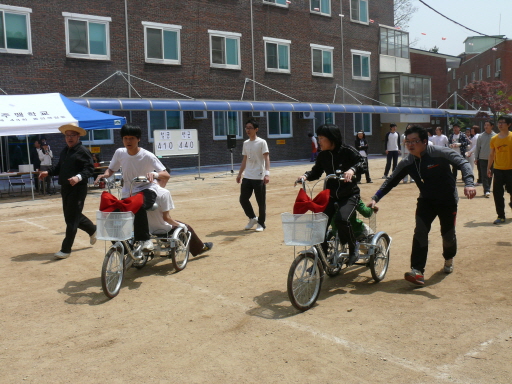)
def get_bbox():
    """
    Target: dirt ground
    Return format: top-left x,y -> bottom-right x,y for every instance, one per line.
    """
1,156 -> 511,384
